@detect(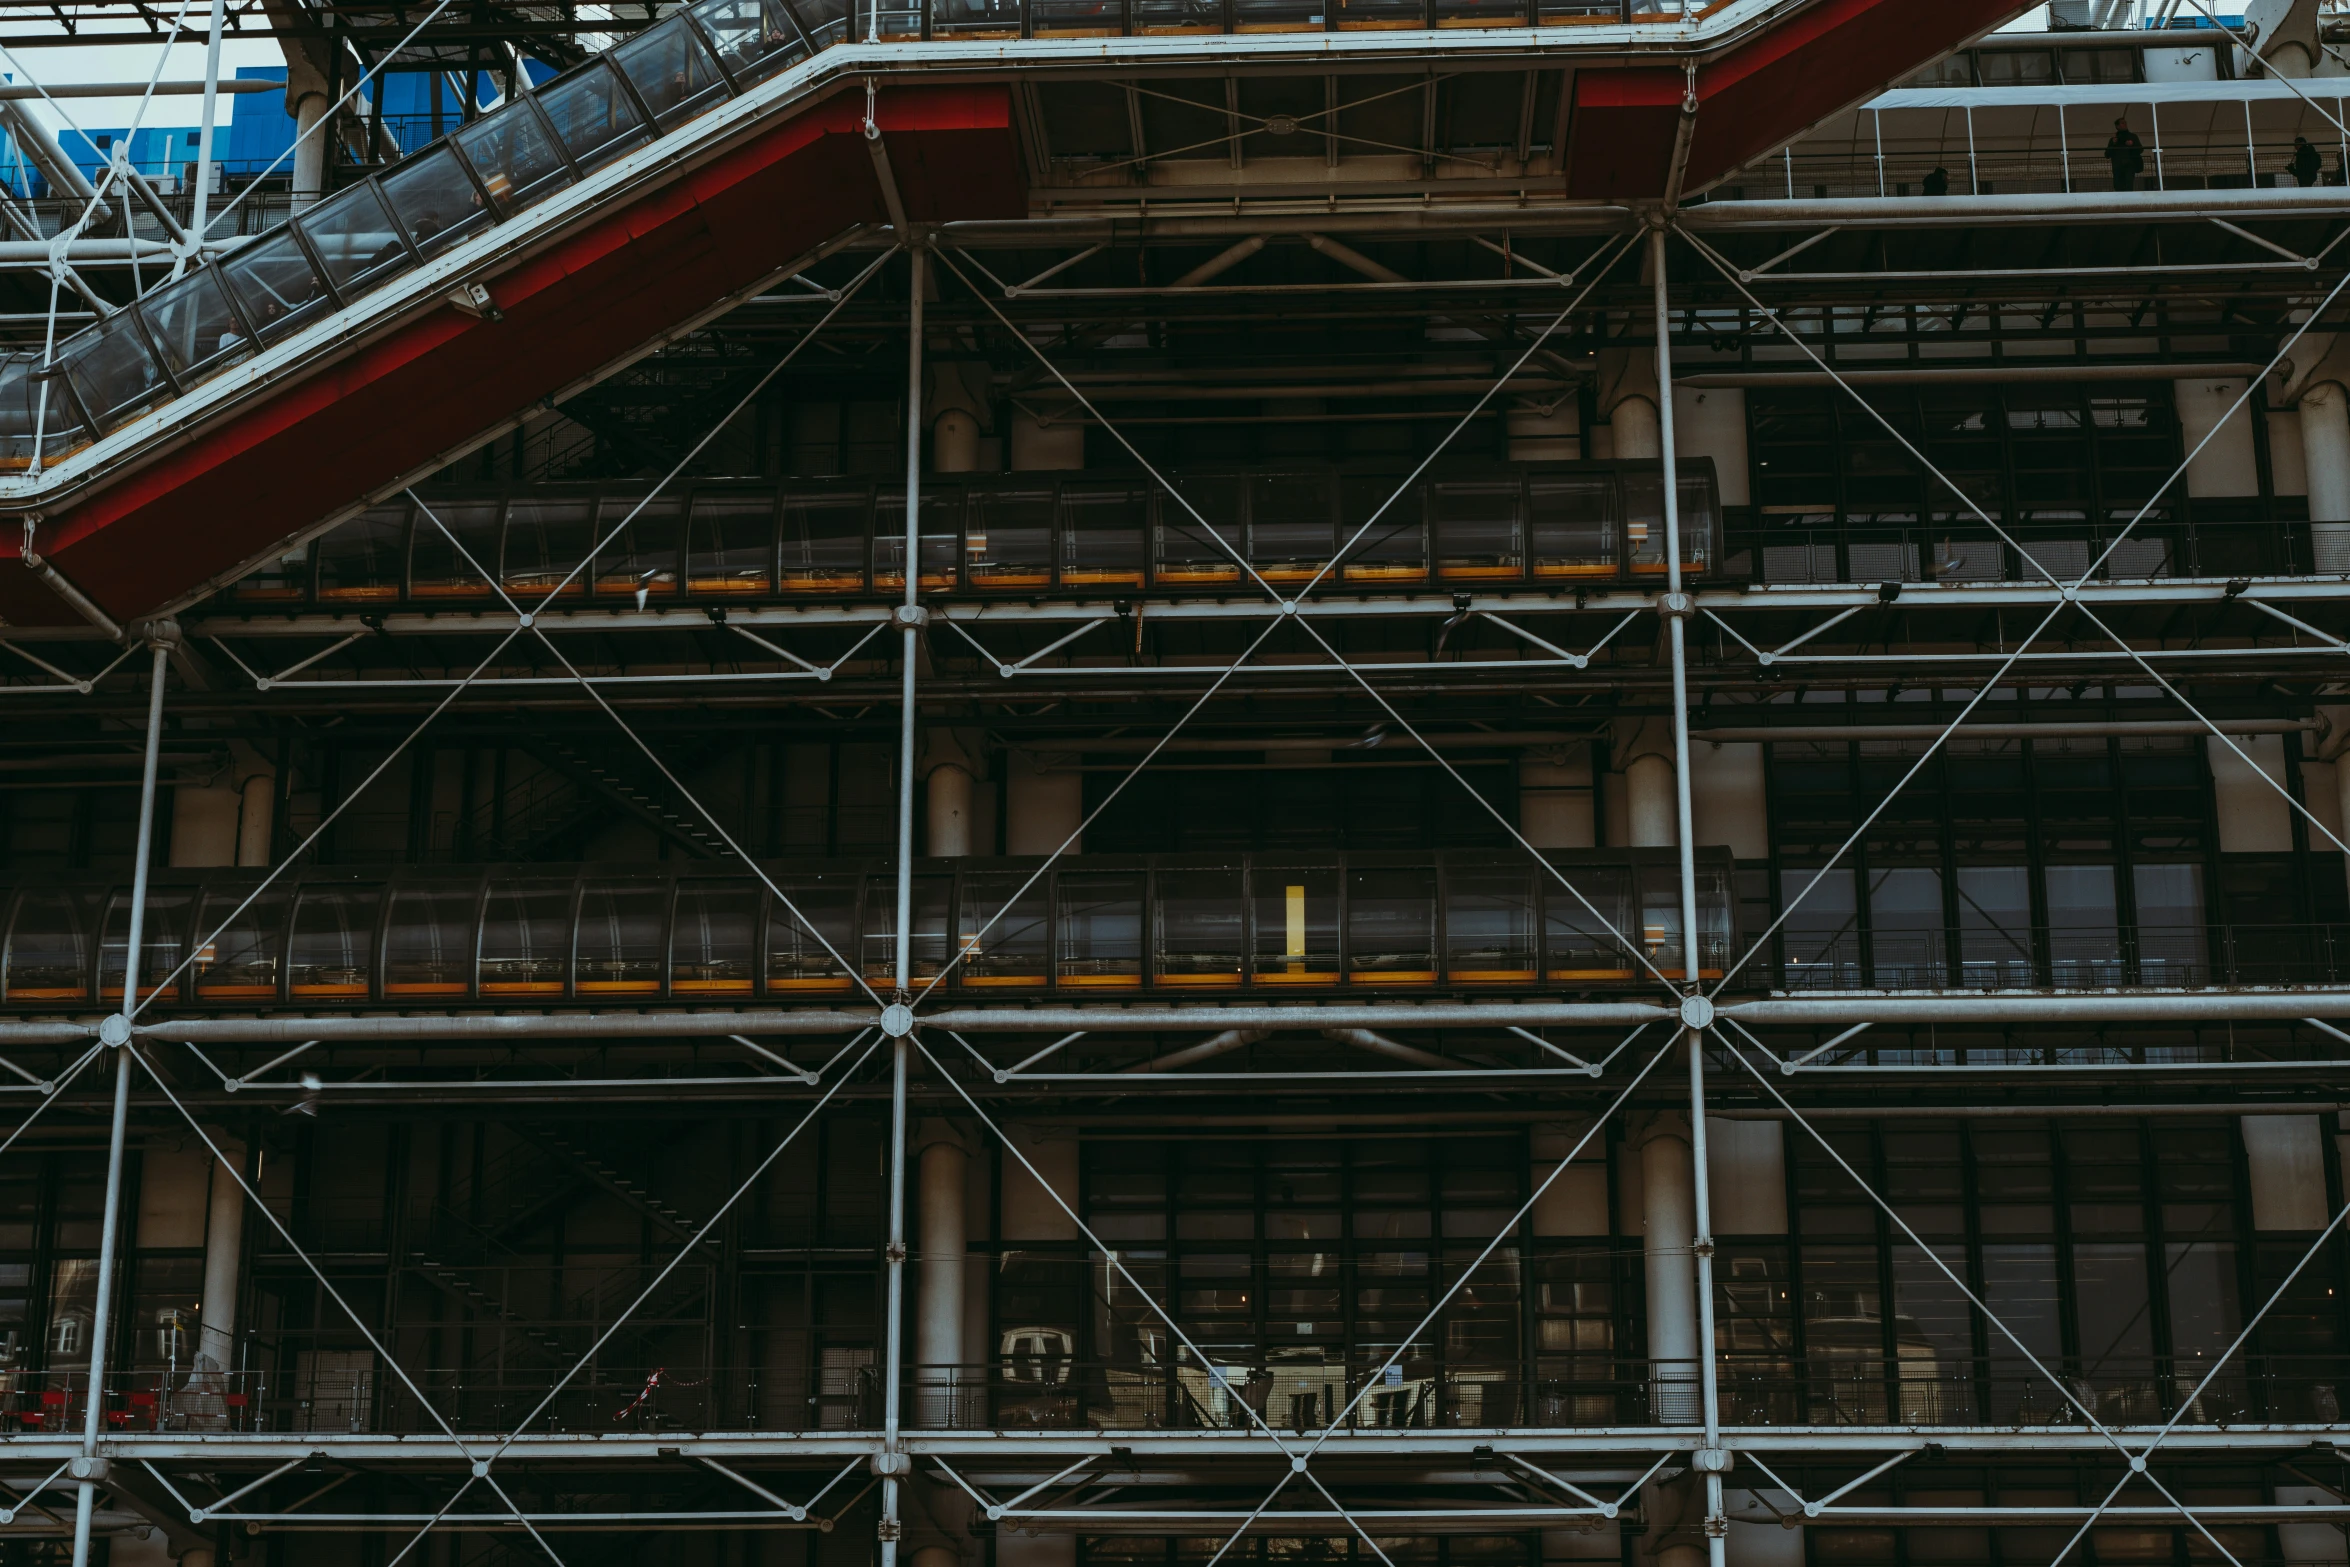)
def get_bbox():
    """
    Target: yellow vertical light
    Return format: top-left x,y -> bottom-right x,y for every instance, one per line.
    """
1286,884 -> 1307,963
